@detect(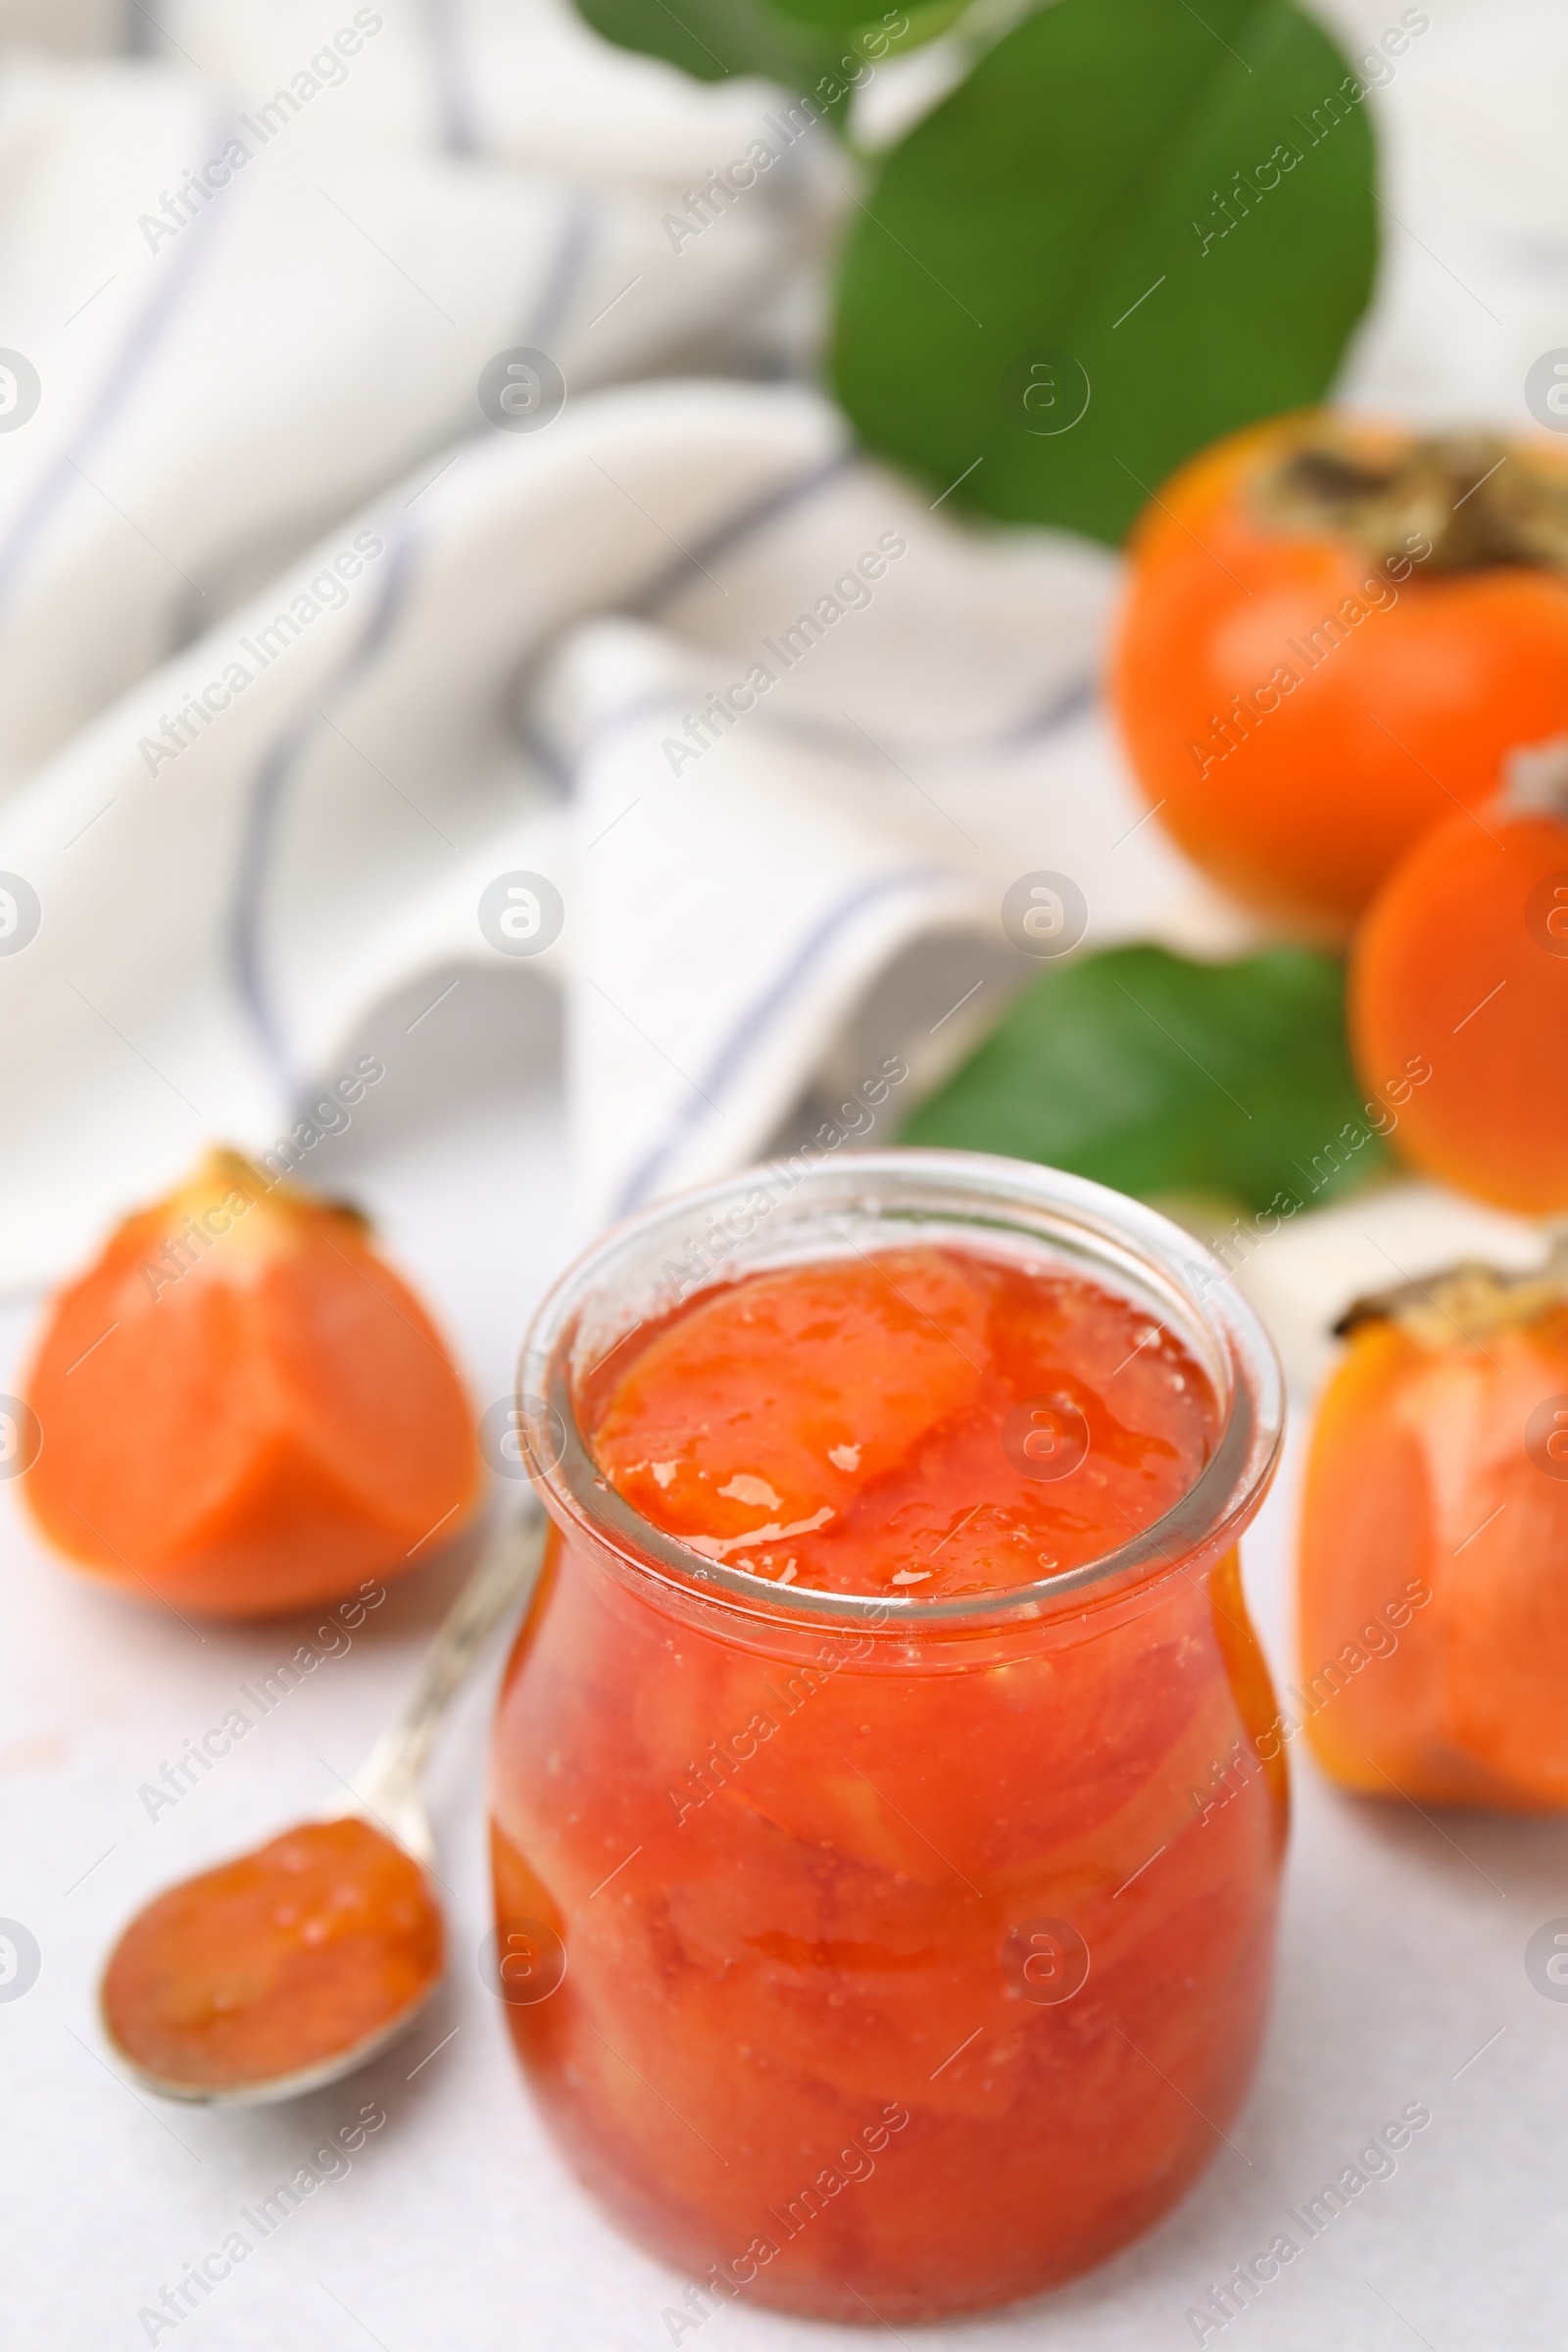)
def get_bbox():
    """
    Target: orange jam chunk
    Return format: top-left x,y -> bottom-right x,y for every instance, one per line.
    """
590,1248 -> 1219,1593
